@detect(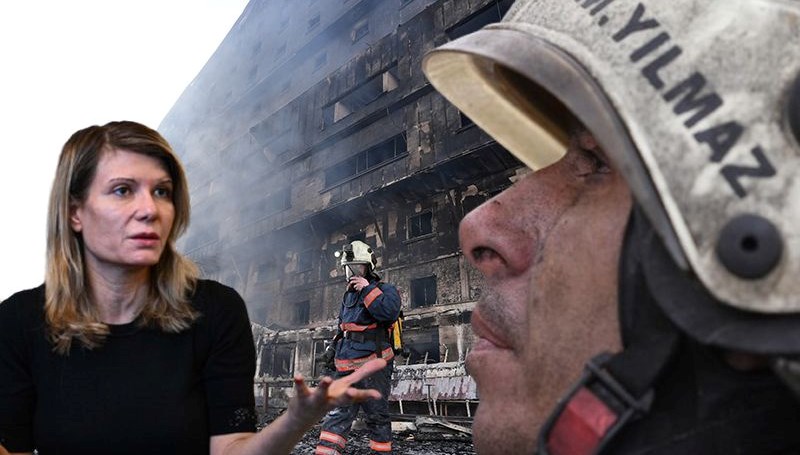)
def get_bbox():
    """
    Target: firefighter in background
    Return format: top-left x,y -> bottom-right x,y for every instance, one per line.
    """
316,240 -> 401,455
